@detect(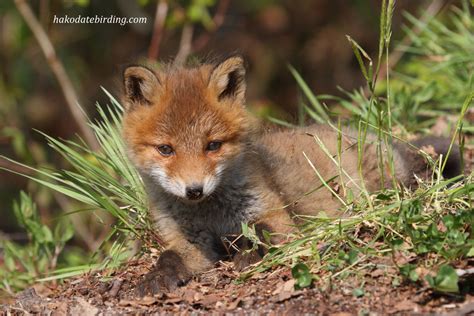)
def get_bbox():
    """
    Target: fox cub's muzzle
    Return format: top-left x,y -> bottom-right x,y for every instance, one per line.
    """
186,185 -> 204,200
